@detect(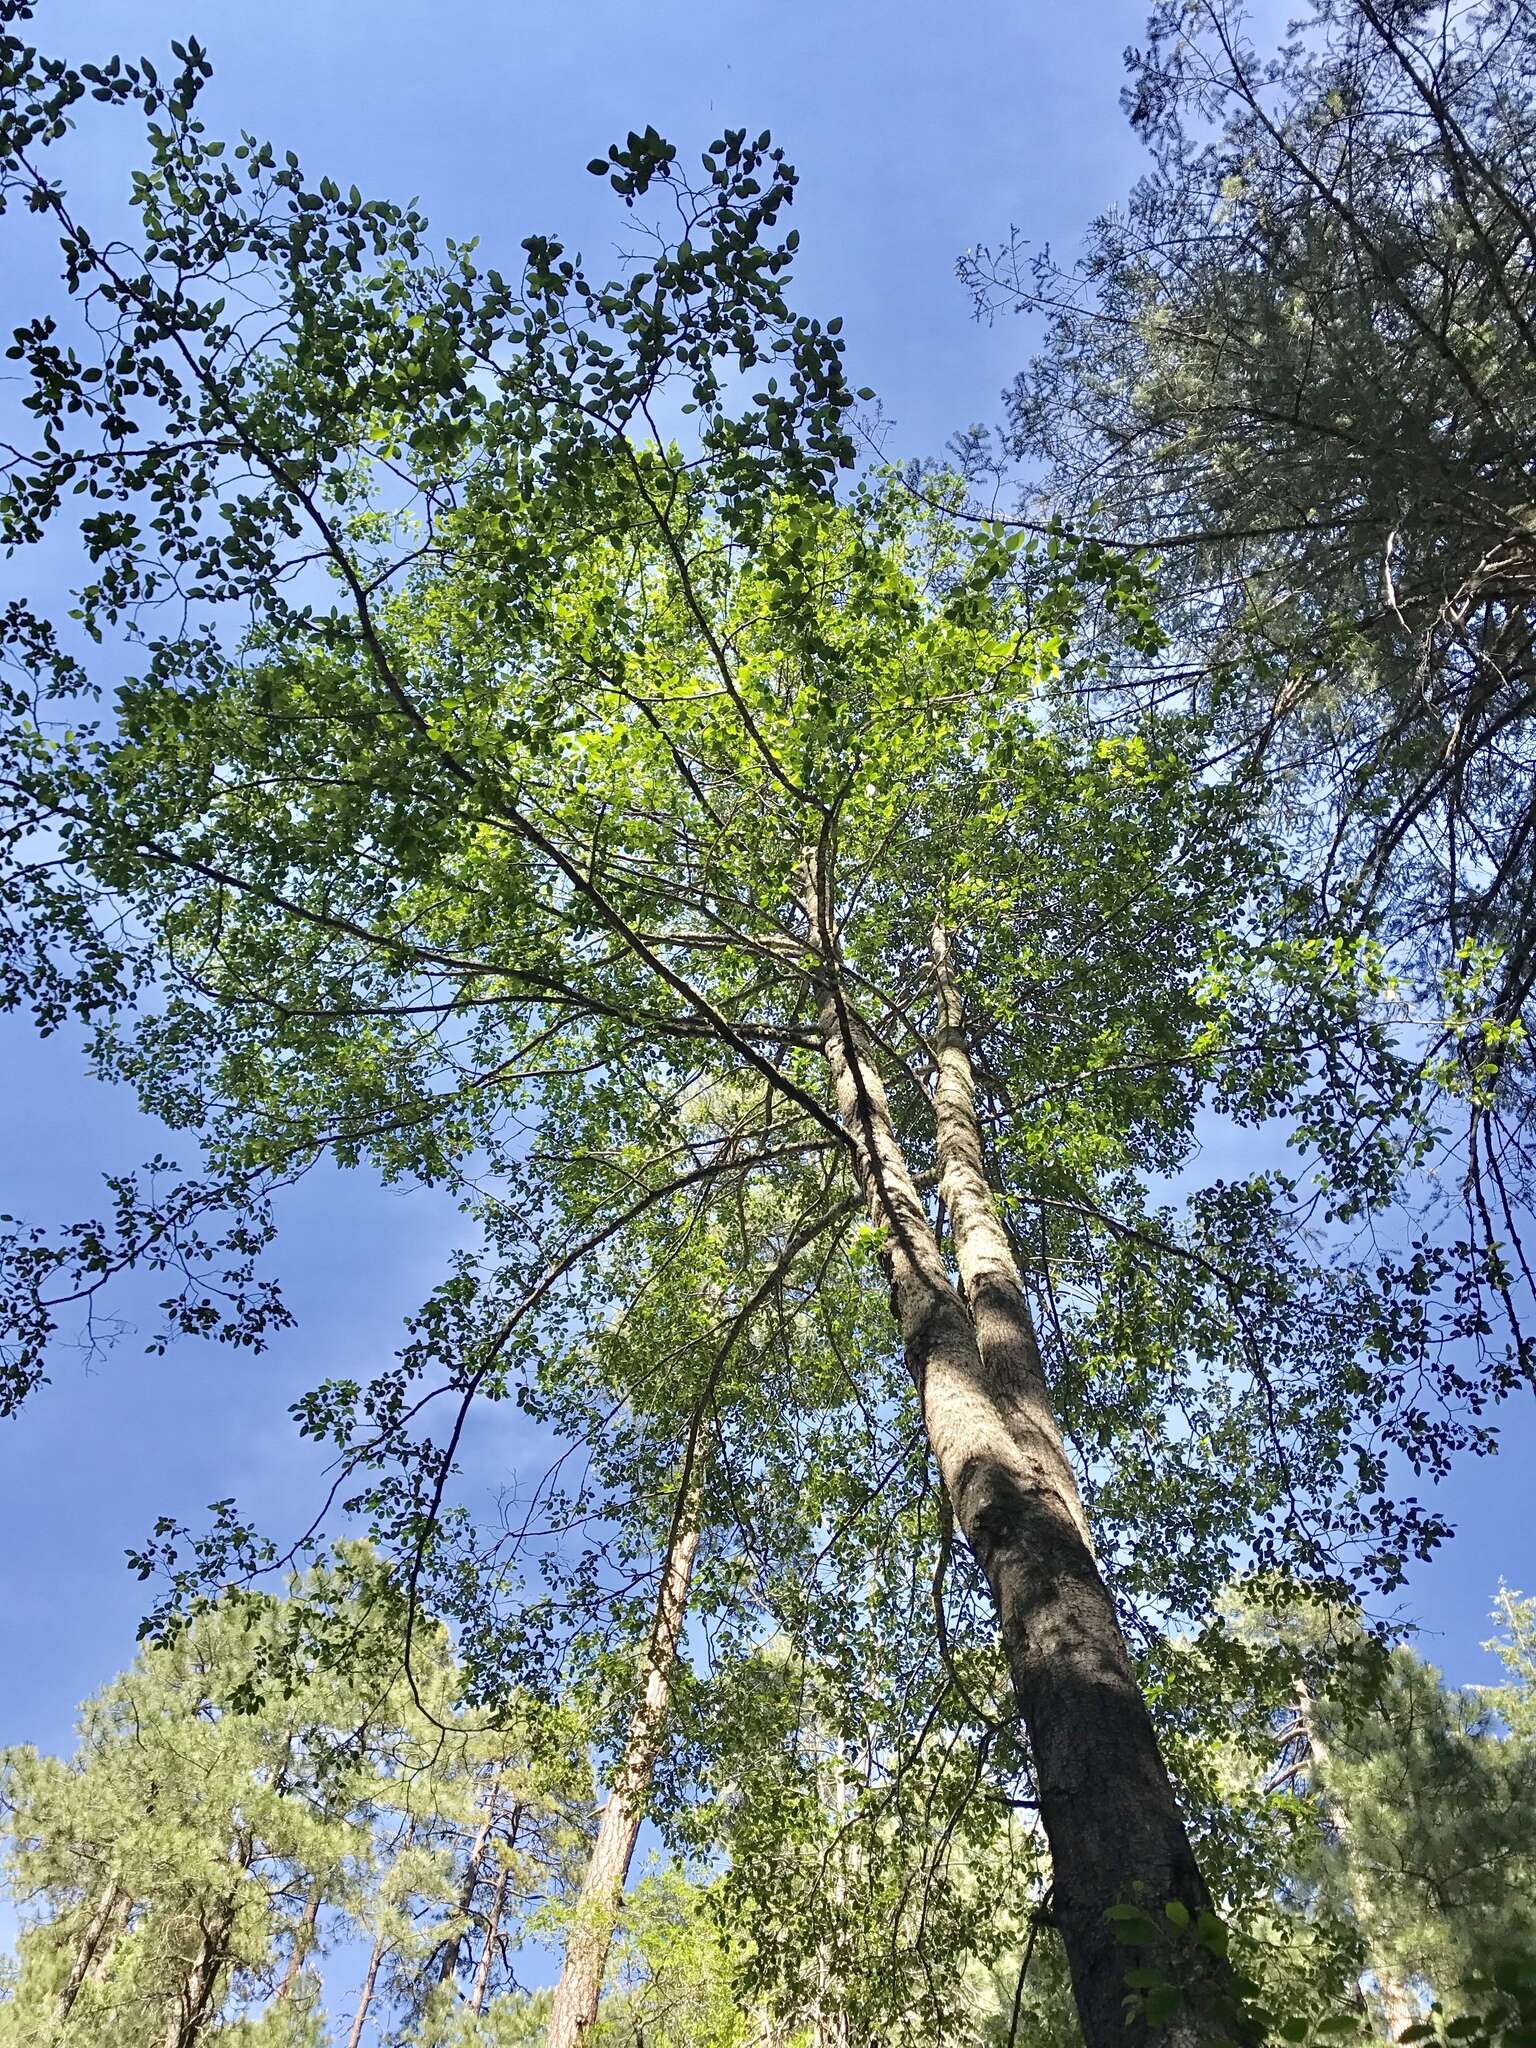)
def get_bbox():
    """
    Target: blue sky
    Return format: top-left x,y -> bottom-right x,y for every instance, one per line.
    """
0,0 -> 1530,1797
